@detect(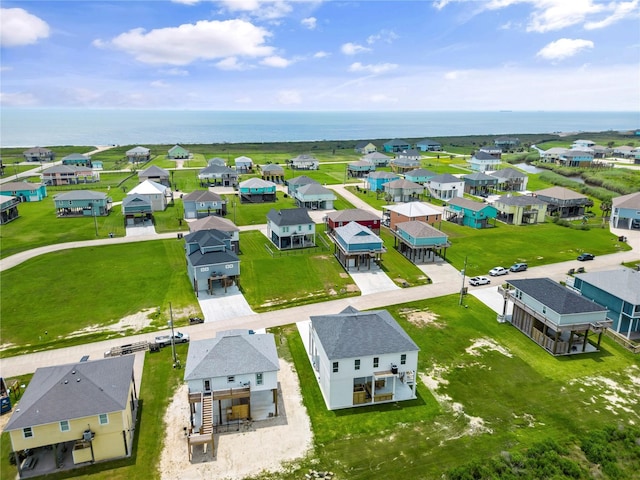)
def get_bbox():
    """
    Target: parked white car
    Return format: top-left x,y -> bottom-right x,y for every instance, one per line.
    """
469,276 -> 491,286
489,266 -> 509,276
154,331 -> 190,347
